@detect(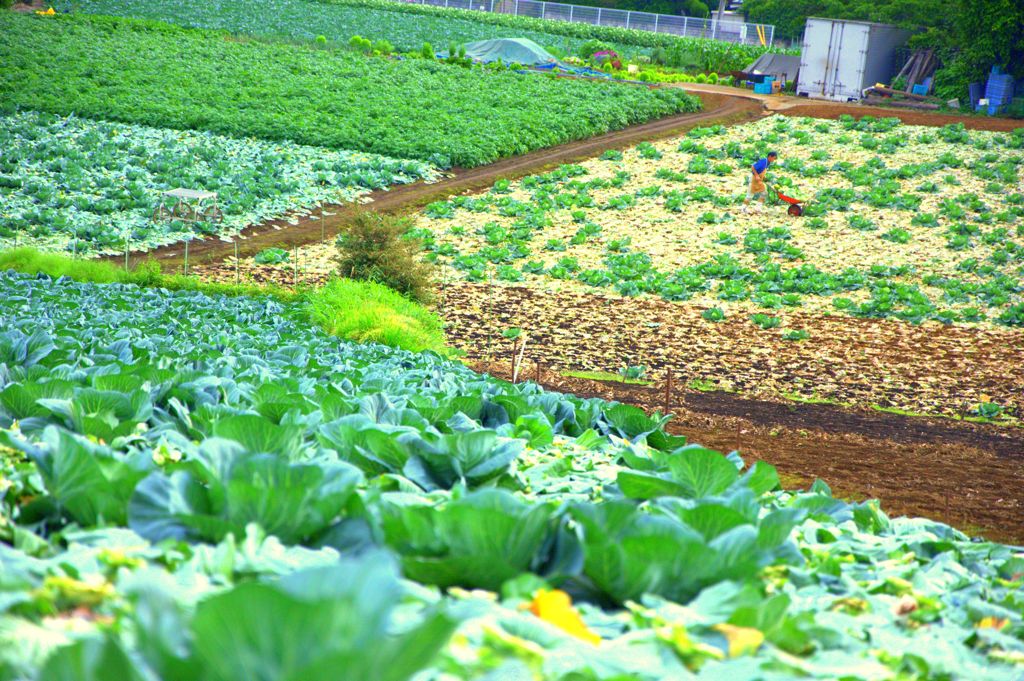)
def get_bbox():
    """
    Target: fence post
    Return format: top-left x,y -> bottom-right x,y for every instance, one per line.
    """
597,7 -> 601,24
514,0 -> 518,15
767,25 -> 774,47
654,13 -> 658,32
540,2 -> 544,18
682,15 -> 688,35
625,11 -> 630,29
568,5 -> 572,21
